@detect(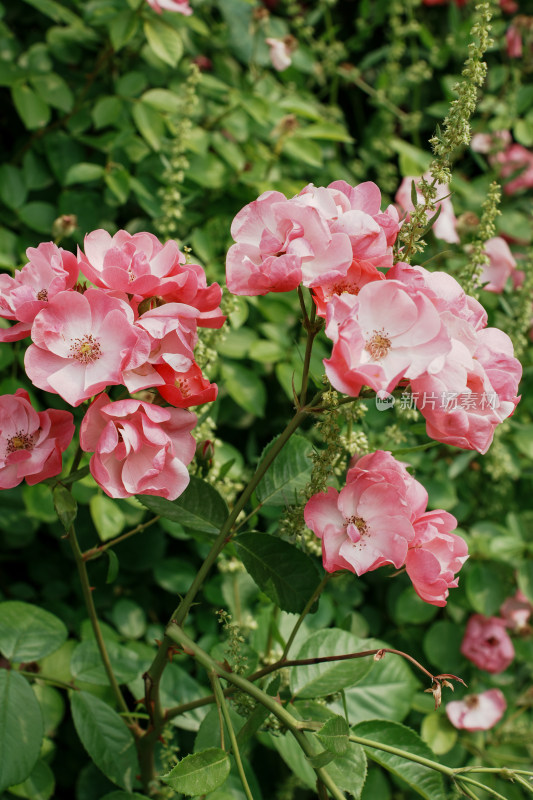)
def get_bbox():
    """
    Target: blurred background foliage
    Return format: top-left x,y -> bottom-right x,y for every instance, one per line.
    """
0,0 -> 533,798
